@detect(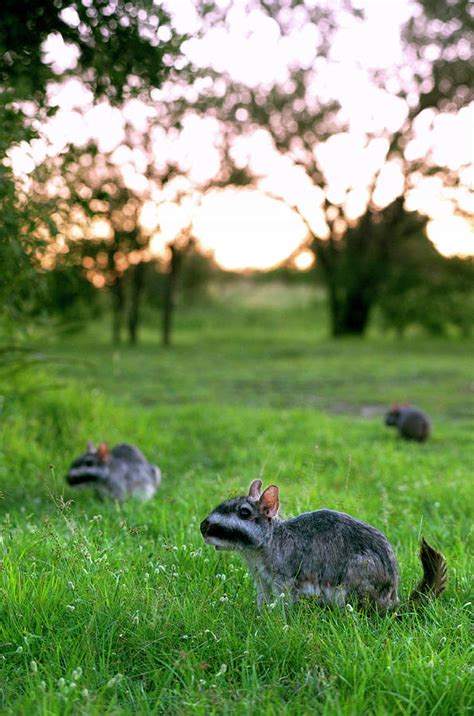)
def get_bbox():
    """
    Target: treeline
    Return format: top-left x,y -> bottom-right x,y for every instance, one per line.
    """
1,0 -> 473,346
